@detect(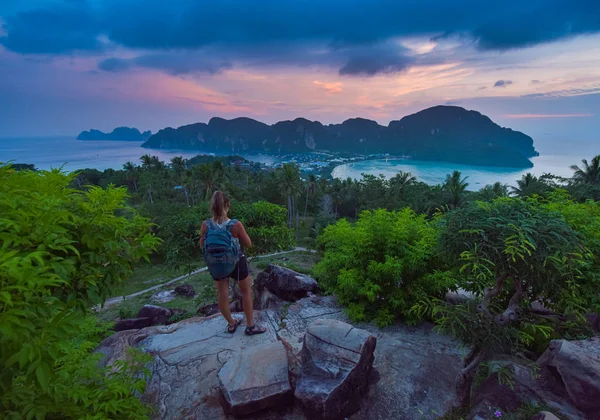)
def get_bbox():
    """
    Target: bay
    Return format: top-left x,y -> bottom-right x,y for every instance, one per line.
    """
331,155 -> 582,191
0,136 -> 277,171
